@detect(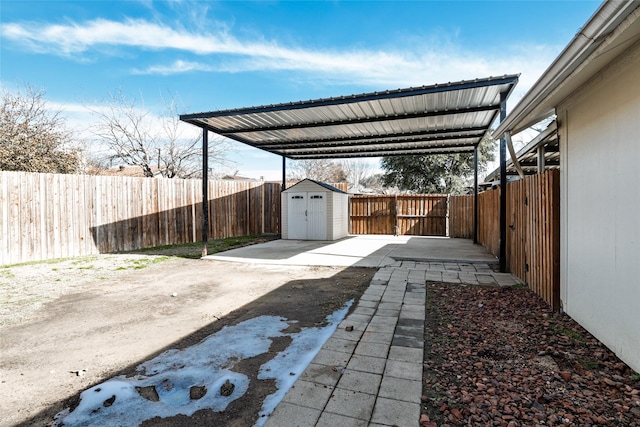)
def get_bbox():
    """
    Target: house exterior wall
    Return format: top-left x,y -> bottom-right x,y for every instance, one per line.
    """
559,40 -> 640,373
